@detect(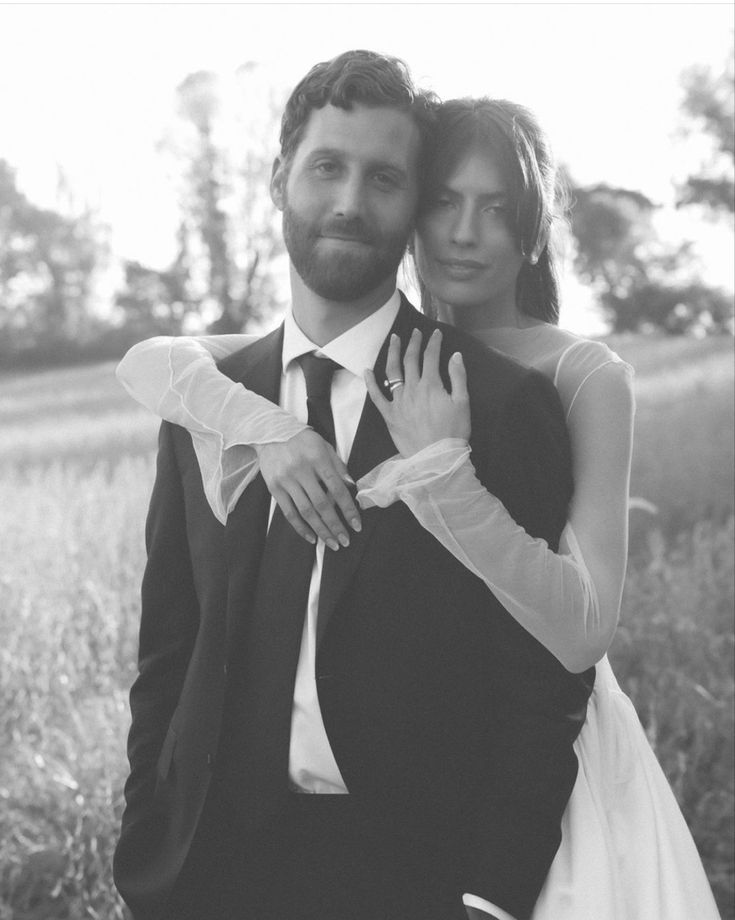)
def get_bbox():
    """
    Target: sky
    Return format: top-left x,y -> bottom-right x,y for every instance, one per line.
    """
0,2 -> 733,332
